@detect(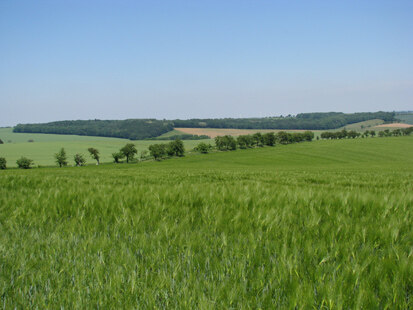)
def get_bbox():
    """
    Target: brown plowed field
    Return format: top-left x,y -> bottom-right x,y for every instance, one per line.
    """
374,123 -> 413,128
175,128 -> 315,138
